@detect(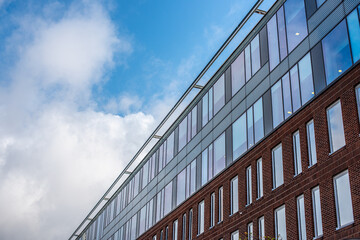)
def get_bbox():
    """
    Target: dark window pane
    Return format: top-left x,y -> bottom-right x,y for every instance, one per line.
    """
347,9 -> 360,63
322,20 -> 352,85
316,0 -> 326,8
